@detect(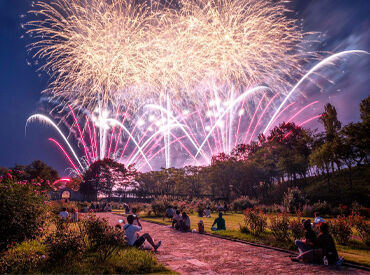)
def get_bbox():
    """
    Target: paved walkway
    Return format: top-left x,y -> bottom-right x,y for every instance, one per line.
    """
96,213 -> 368,274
